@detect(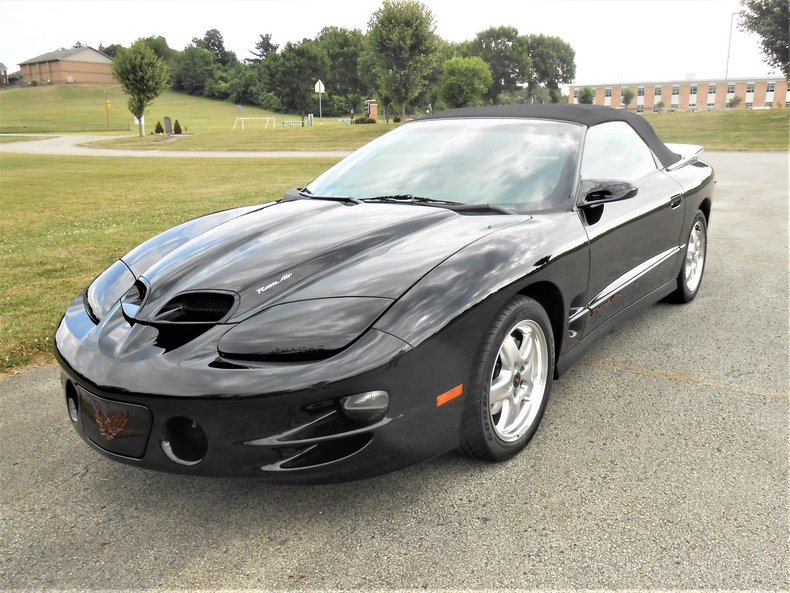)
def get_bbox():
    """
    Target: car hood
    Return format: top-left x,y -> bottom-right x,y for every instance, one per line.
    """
127,198 -> 524,324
